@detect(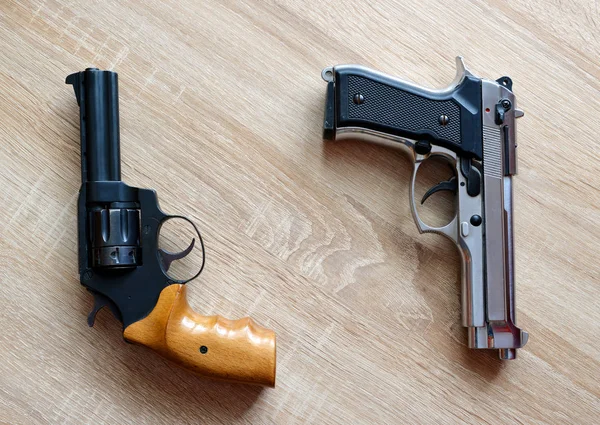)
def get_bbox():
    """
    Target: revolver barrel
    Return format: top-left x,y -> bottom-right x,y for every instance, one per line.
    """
84,69 -> 121,182
73,68 -> 122,182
